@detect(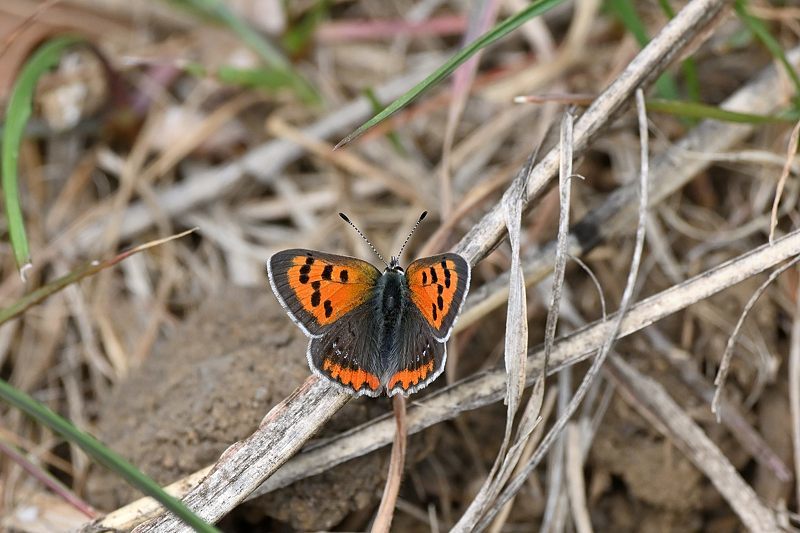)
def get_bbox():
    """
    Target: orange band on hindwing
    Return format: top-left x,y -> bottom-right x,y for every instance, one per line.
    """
387,360 -> 435,390
322,358 -> 381,392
